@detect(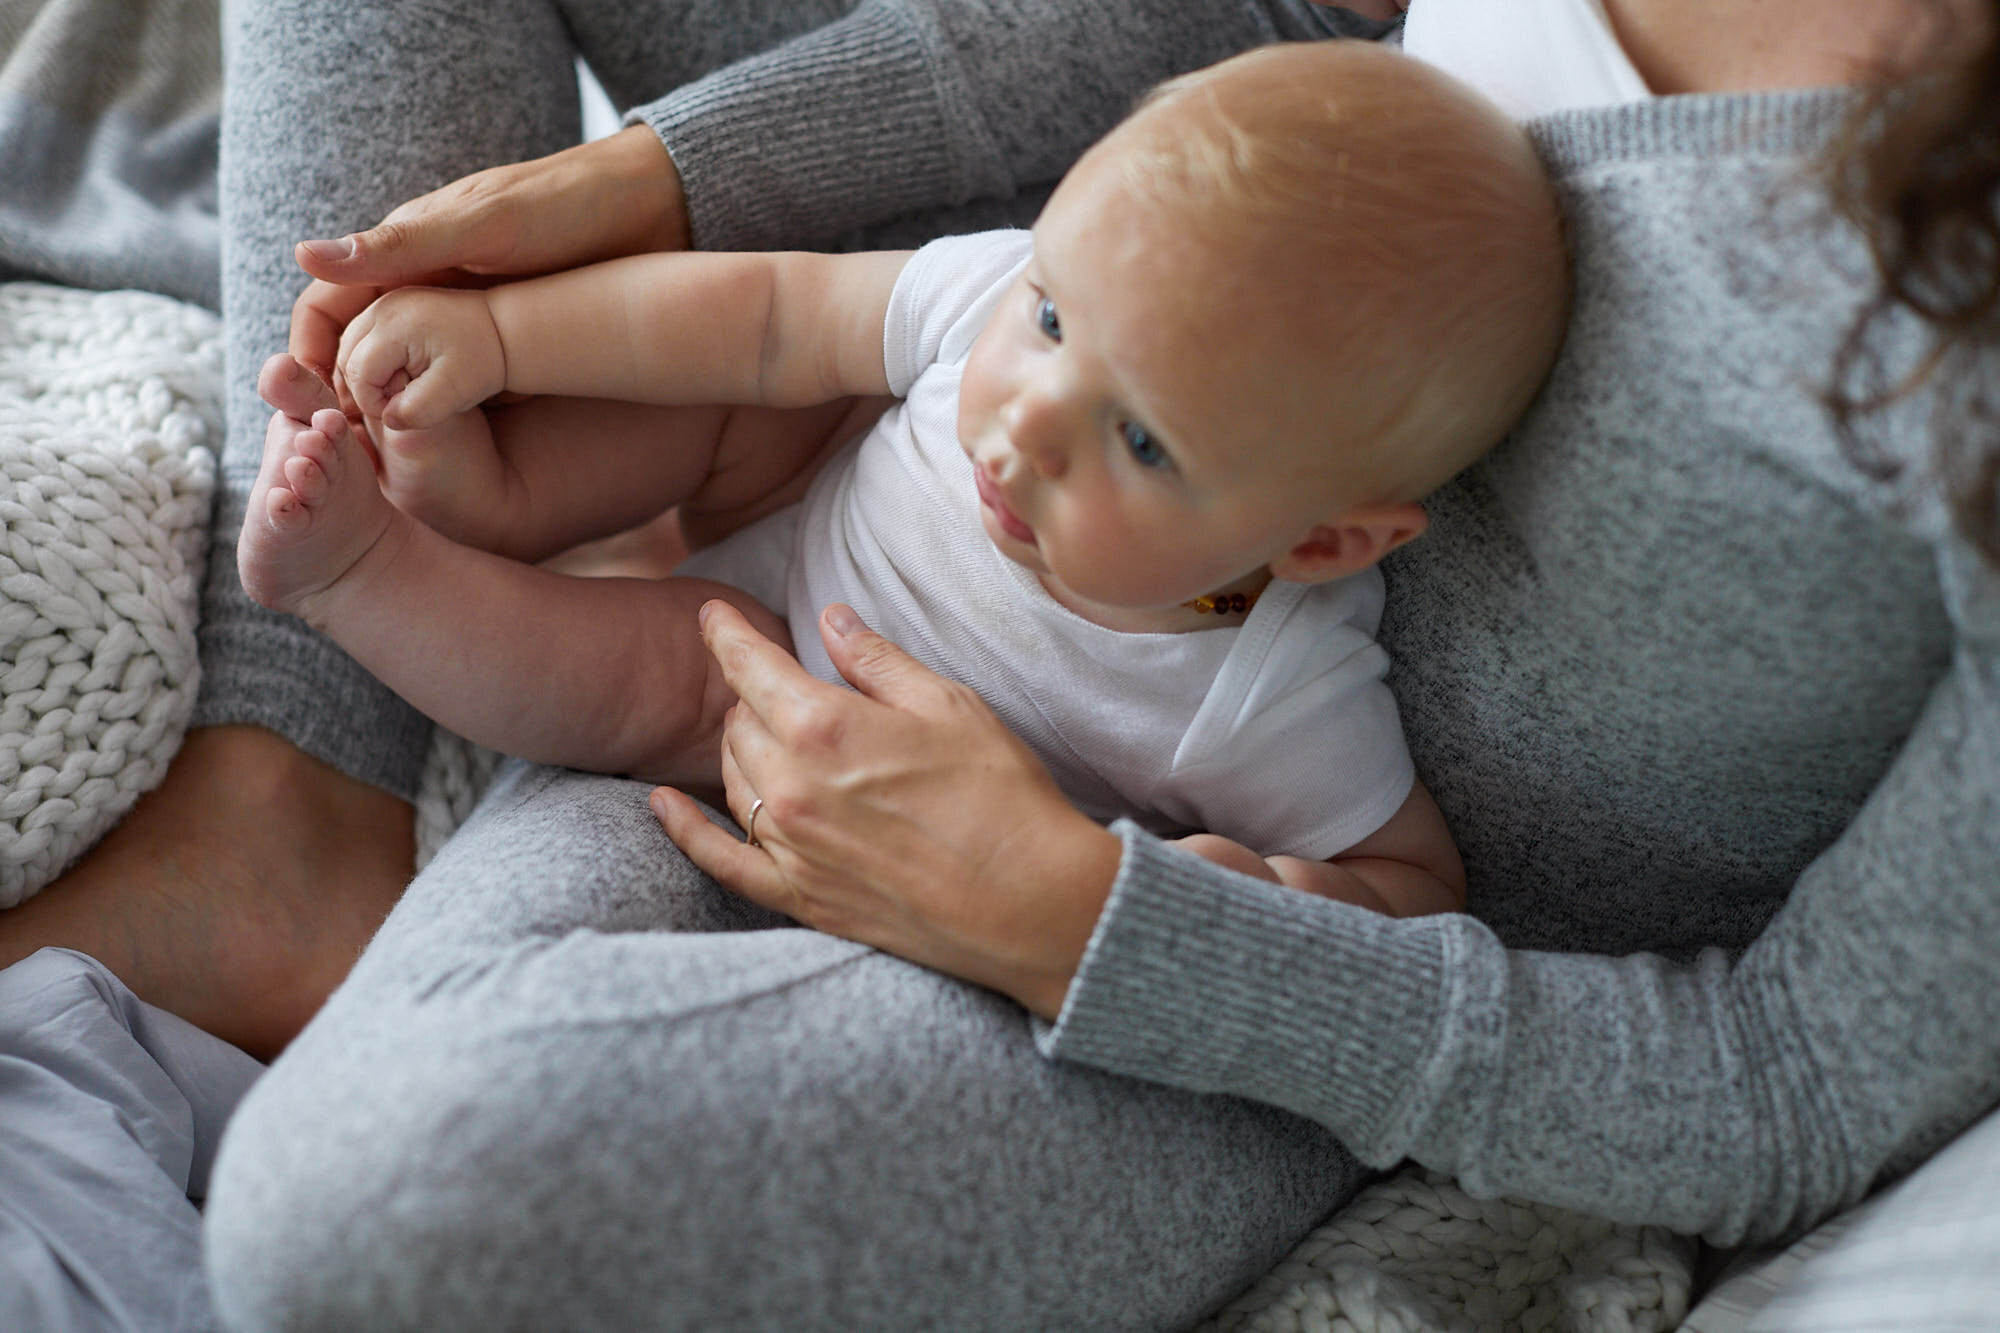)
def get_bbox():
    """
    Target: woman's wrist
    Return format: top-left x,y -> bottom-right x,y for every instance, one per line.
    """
984,812 -> 1125,1020
572,127 -> 696,256
591,125 -> 691,254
